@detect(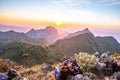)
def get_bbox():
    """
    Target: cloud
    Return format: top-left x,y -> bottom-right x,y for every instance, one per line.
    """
101,0 -> 120,6
52,0 -> 91,7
